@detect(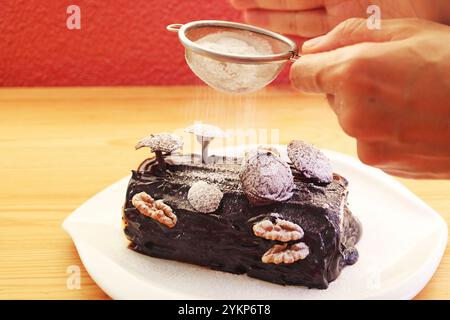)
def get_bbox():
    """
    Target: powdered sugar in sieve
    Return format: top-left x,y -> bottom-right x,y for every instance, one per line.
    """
188,32 -> 283,93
